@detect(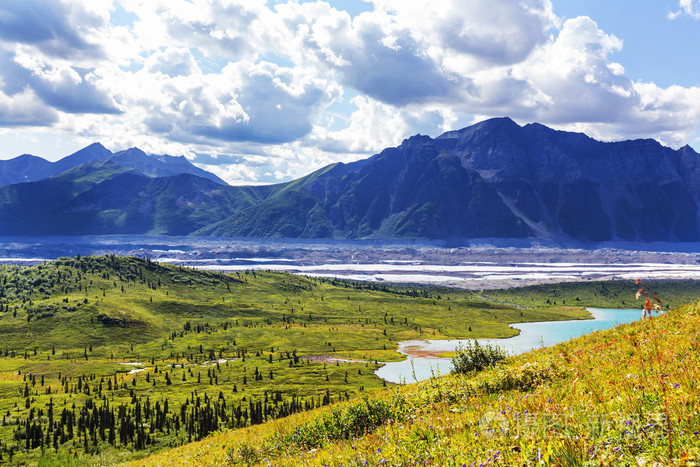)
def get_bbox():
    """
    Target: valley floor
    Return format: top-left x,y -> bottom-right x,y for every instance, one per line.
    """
2,236 -> 700,289
0,252 -> 697,466
132,299 -> 700,466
